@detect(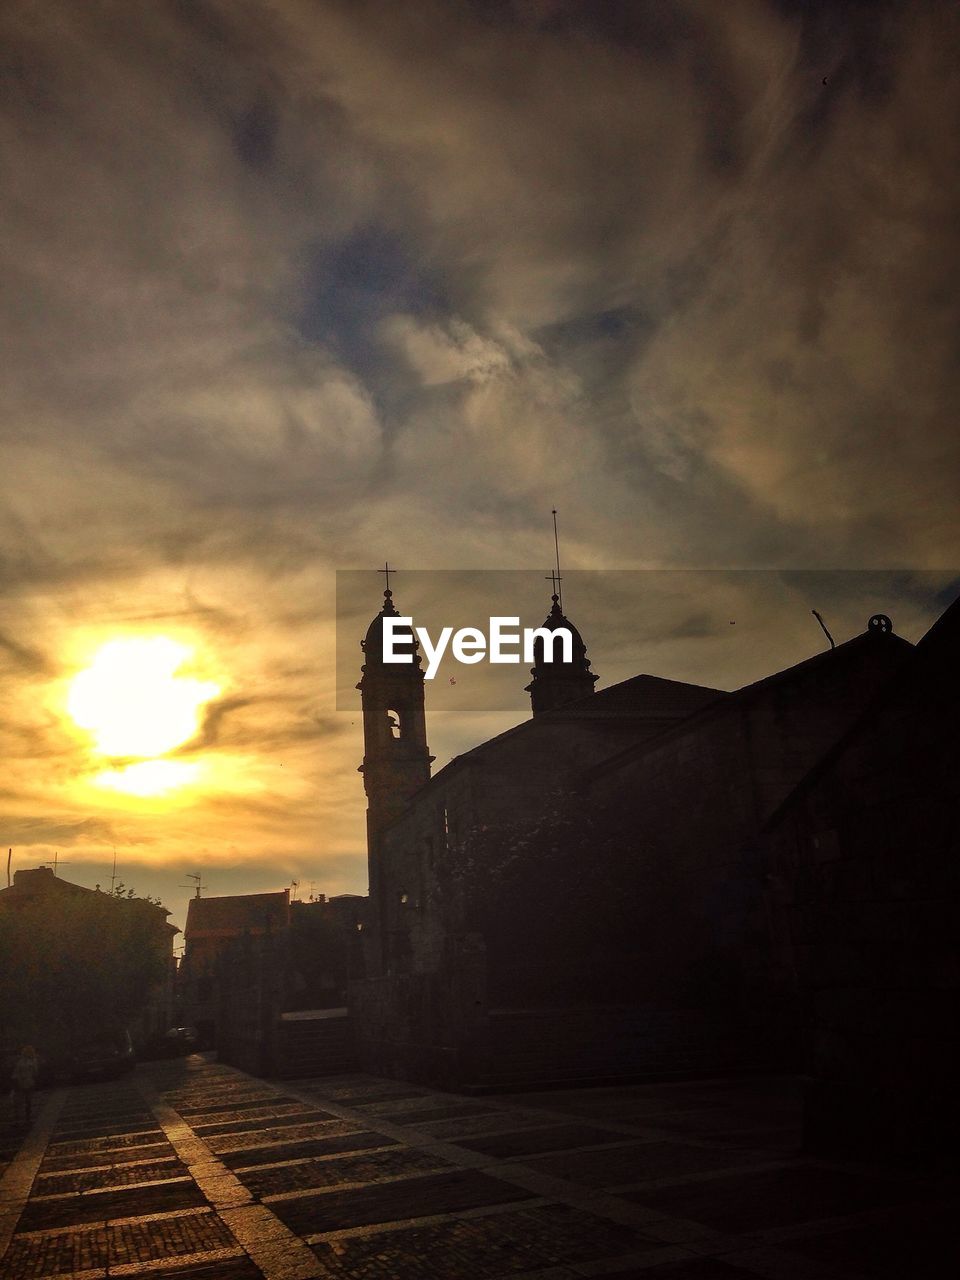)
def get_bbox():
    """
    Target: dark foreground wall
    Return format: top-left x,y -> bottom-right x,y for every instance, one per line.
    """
351,935 -> 489,1088
351,933 -> 793,1091
764,602 -> 959,1162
